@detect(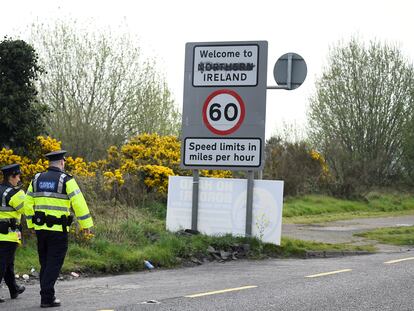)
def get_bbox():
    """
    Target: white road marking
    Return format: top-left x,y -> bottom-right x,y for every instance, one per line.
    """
185,285 -> 258,298
306,269 -> 352,278
384,257 -> 414,264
